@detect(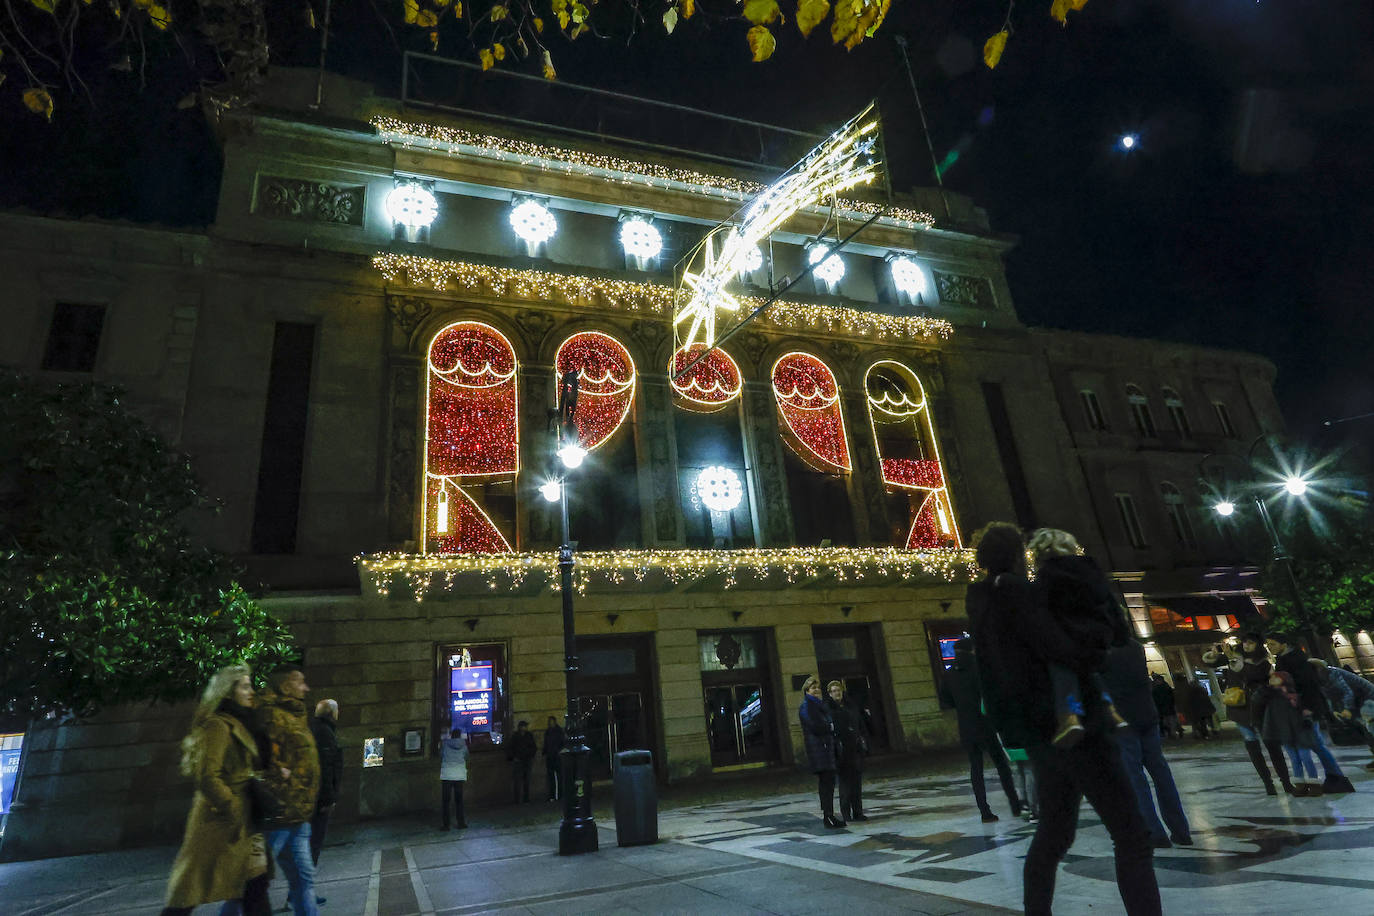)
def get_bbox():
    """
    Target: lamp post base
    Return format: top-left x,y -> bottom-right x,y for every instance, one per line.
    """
558,739 -> 599,855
